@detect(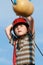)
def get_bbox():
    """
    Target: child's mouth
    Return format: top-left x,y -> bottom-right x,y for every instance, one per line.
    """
18,30 -> 21,32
